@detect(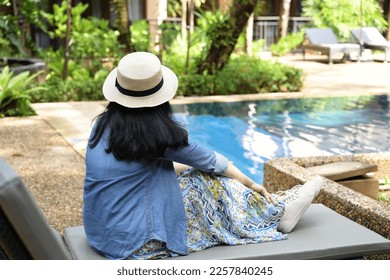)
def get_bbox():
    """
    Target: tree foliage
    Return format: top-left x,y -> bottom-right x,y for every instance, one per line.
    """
302,0 -> 387,41
0,0 -> 45,56
41,1 -> 122,68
